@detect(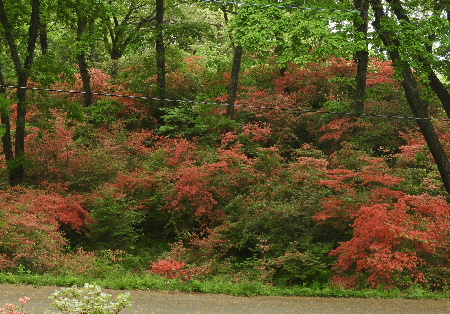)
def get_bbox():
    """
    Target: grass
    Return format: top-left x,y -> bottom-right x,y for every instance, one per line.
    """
1,271 -> 448,300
